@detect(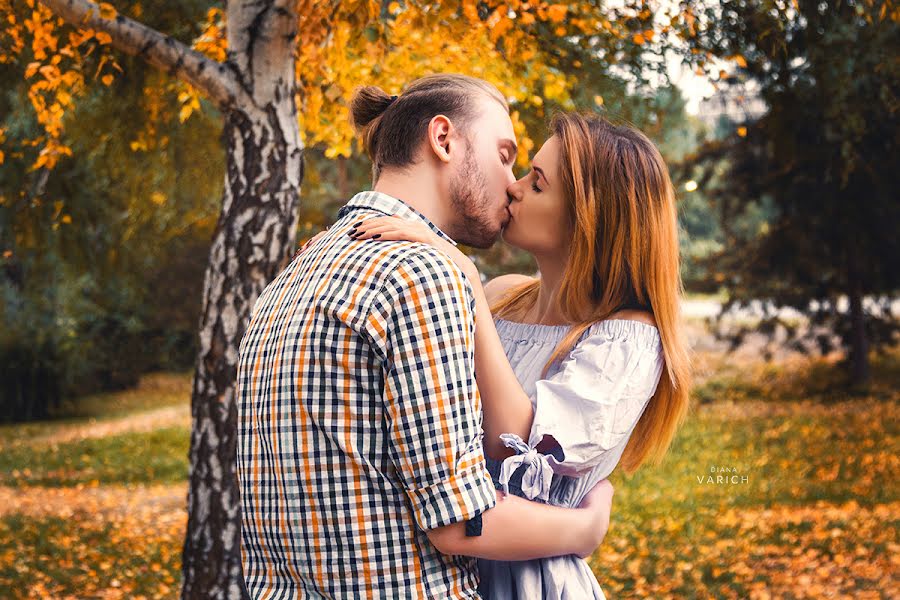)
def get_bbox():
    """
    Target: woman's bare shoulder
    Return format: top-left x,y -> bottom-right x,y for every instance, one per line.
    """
483,273 -> 537,304
607,308 -> 657,328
